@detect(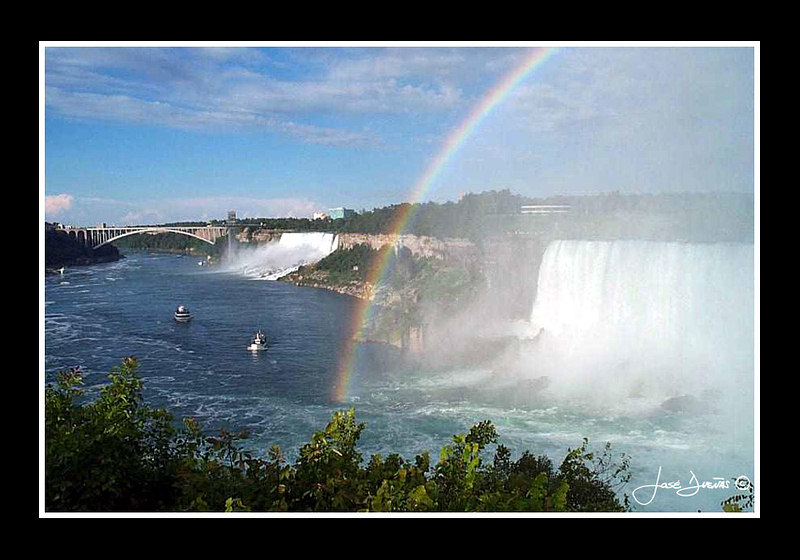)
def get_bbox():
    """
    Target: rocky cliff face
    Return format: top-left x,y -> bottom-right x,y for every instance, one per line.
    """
337,233 -> 478,263
235,228 -> 282,244
480,235 -> 548,321
278,231 -> 547,359
235,229 -> 480,262
280,267 -> 375,300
